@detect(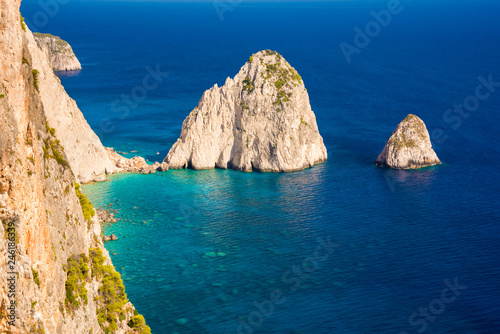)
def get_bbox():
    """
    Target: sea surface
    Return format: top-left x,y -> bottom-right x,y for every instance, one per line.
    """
21,1 -> 500,333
